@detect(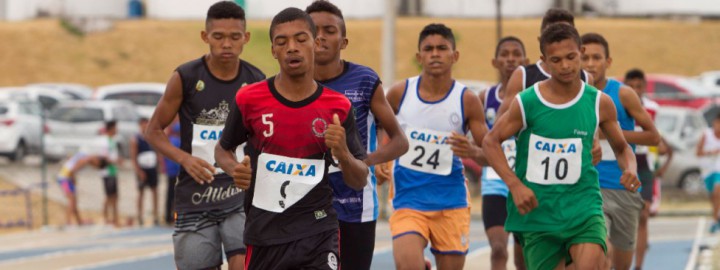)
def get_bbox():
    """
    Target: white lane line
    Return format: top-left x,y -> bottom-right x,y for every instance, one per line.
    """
684,216 -> 705,270
62,249 -> 174,270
